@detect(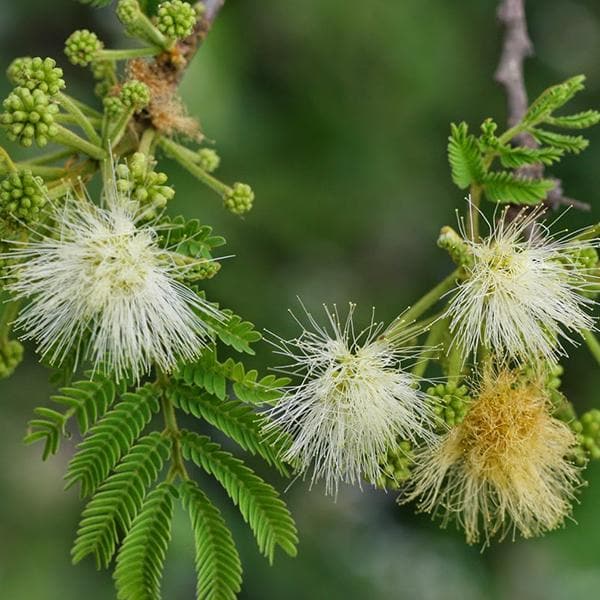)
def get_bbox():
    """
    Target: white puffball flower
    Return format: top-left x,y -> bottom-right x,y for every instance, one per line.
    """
446,208 -> 597,364
3,196 -> 221,380
266,303 -> 436,497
